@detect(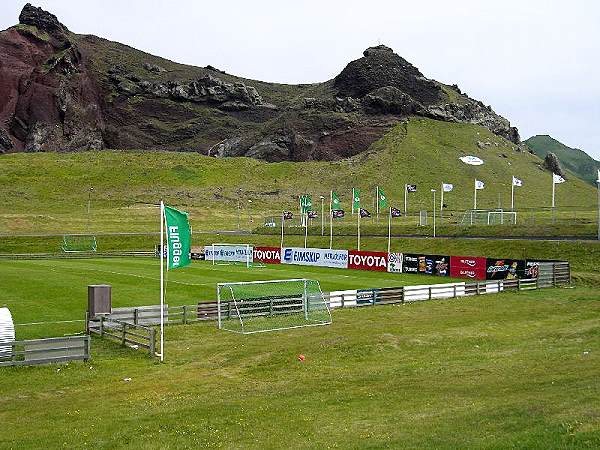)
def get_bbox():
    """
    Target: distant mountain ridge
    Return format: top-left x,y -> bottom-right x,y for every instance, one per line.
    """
524,135 -> 600,185
0,3 -> 524,161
